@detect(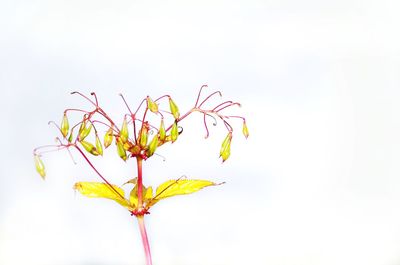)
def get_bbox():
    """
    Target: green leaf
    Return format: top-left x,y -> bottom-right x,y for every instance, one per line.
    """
74,182 -> 130,209
148,179 -> 220,207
